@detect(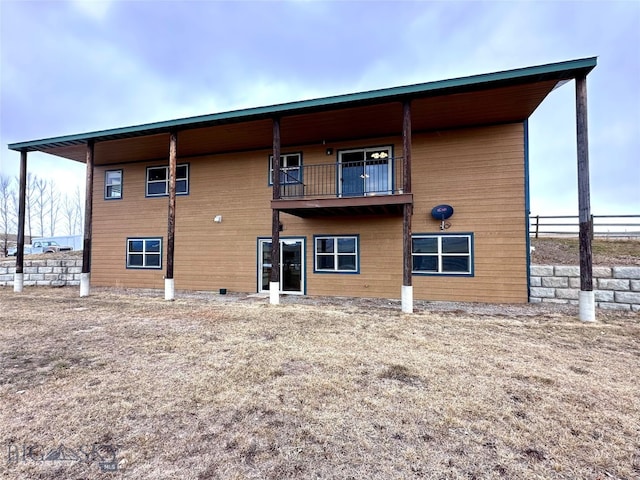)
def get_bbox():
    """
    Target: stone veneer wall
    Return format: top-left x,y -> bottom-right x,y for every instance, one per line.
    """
0,258 -> 82,287
530,265 -> 640,311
